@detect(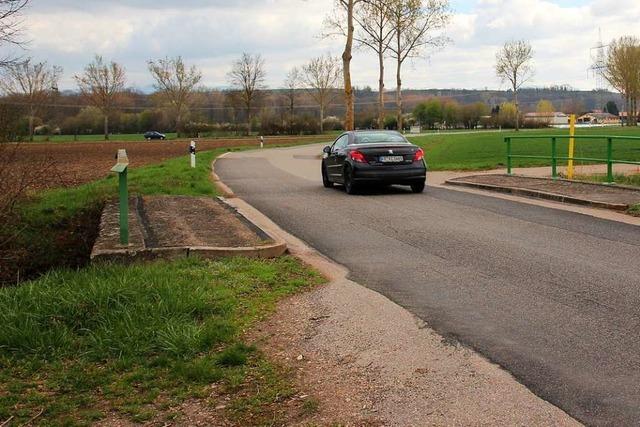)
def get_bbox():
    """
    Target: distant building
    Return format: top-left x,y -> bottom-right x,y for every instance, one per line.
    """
577,112 -> 620,125
523,112 -> 569,126
618,111 -> 639,124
